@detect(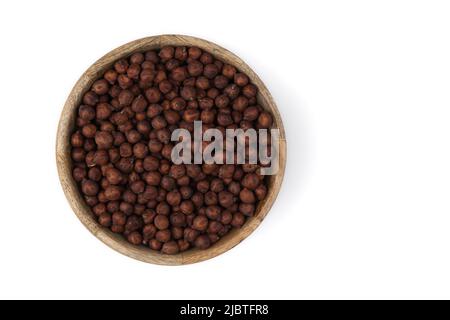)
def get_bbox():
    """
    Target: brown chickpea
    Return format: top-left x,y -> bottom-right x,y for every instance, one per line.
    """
71,131 -> 84,148
206,206 -> 221,220
171,66 -> 188,82
208,221 -> 223,234
196,180 -> 210,193
179,200 -> 194,215
127,63 -> 141,79
133,143 -> 148,159
161,241 -> 180,254
214,75 -> 229,89
81,180 -> 99,196
234,73 -> 249,86
241,173 -> 260,190
127,231 -> 142,245
104,69 -> 118,84
222,64 -> 236,79
231,212 -> 246,228
178,239 -> 190,252
144,171 -> 161,186
72,167 -> 87,182
239,188 -> 256,204
82,91 -> 99,106
188,47 -> 202,59
149,239 -> 162,251
192,215 -> 208,231
71,148 -> 85,162
154,214 -> 170,230
125,215 -> 143,232
194,235 -> 211,249
203,64 -> 219,79
218,191 -> 234,207
81,124 -> 97,138
104,185 -> 122,201
92,203 -> 106,217
258,111 -> 273,128
166,190 -> 182,206
170,213 -> 186,227
204,191 -> 218,206
155,229 -> 171,243
145,87 -> 161,103
126,130 -> 141,144
156,201 -> 171,216
170,97 -> 186,111
220,210 -> 233,225
142,224 -> 157,240
242,84 -> 257,98
182,228 -> 198,243
117,74 -> 133,89
187,60 -> 203,77
239,203 -> 255,216
159,46 -> 175,61
94,131 -> 113,150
